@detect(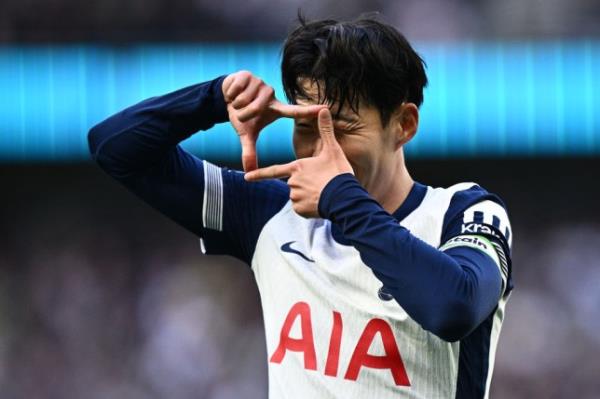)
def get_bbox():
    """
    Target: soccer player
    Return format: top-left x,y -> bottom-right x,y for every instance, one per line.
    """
88,16 -> 513,399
